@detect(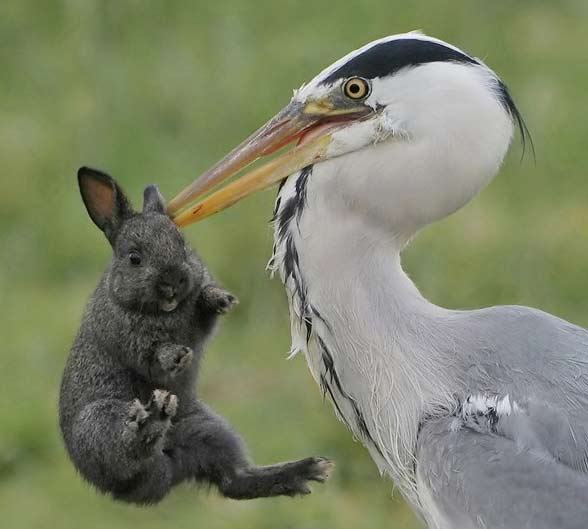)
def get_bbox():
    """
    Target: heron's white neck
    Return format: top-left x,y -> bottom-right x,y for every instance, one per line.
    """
296,197 -> 455,388
274,173 -> 461,500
